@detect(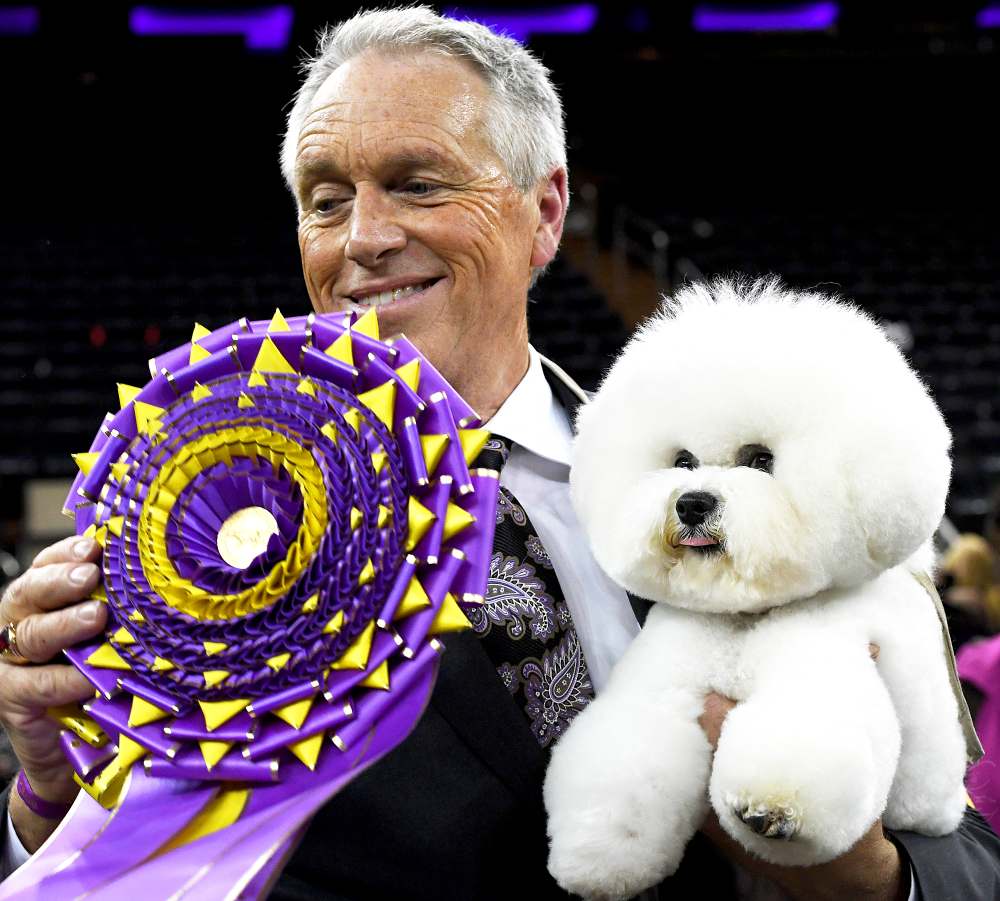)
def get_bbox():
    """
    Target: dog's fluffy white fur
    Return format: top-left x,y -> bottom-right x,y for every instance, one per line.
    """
544,279 -> 968,900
